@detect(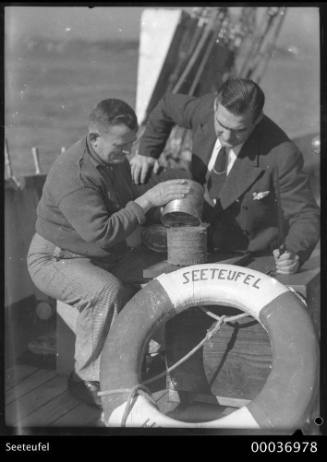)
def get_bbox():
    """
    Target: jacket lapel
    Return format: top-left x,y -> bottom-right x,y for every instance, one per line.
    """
219,129 -> 264,209
219,157 -> 264,209
194,111 -> 217,166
